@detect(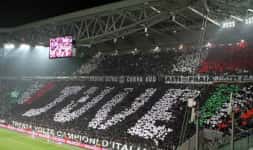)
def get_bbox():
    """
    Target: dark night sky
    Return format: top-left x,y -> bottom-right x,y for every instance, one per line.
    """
0,0 -> 122,27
